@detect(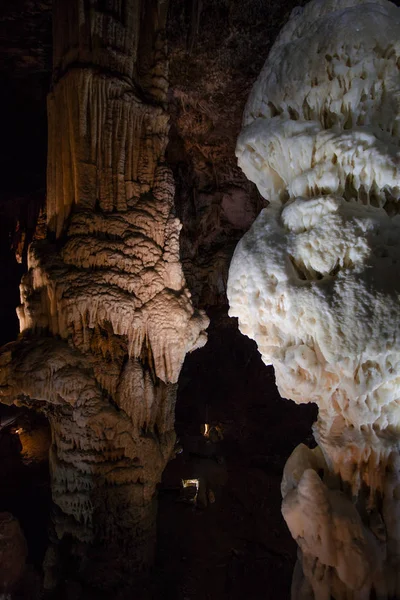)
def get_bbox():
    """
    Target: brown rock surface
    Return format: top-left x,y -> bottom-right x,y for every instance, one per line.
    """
0,0 -> 208,595
0,512 -> 28,593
